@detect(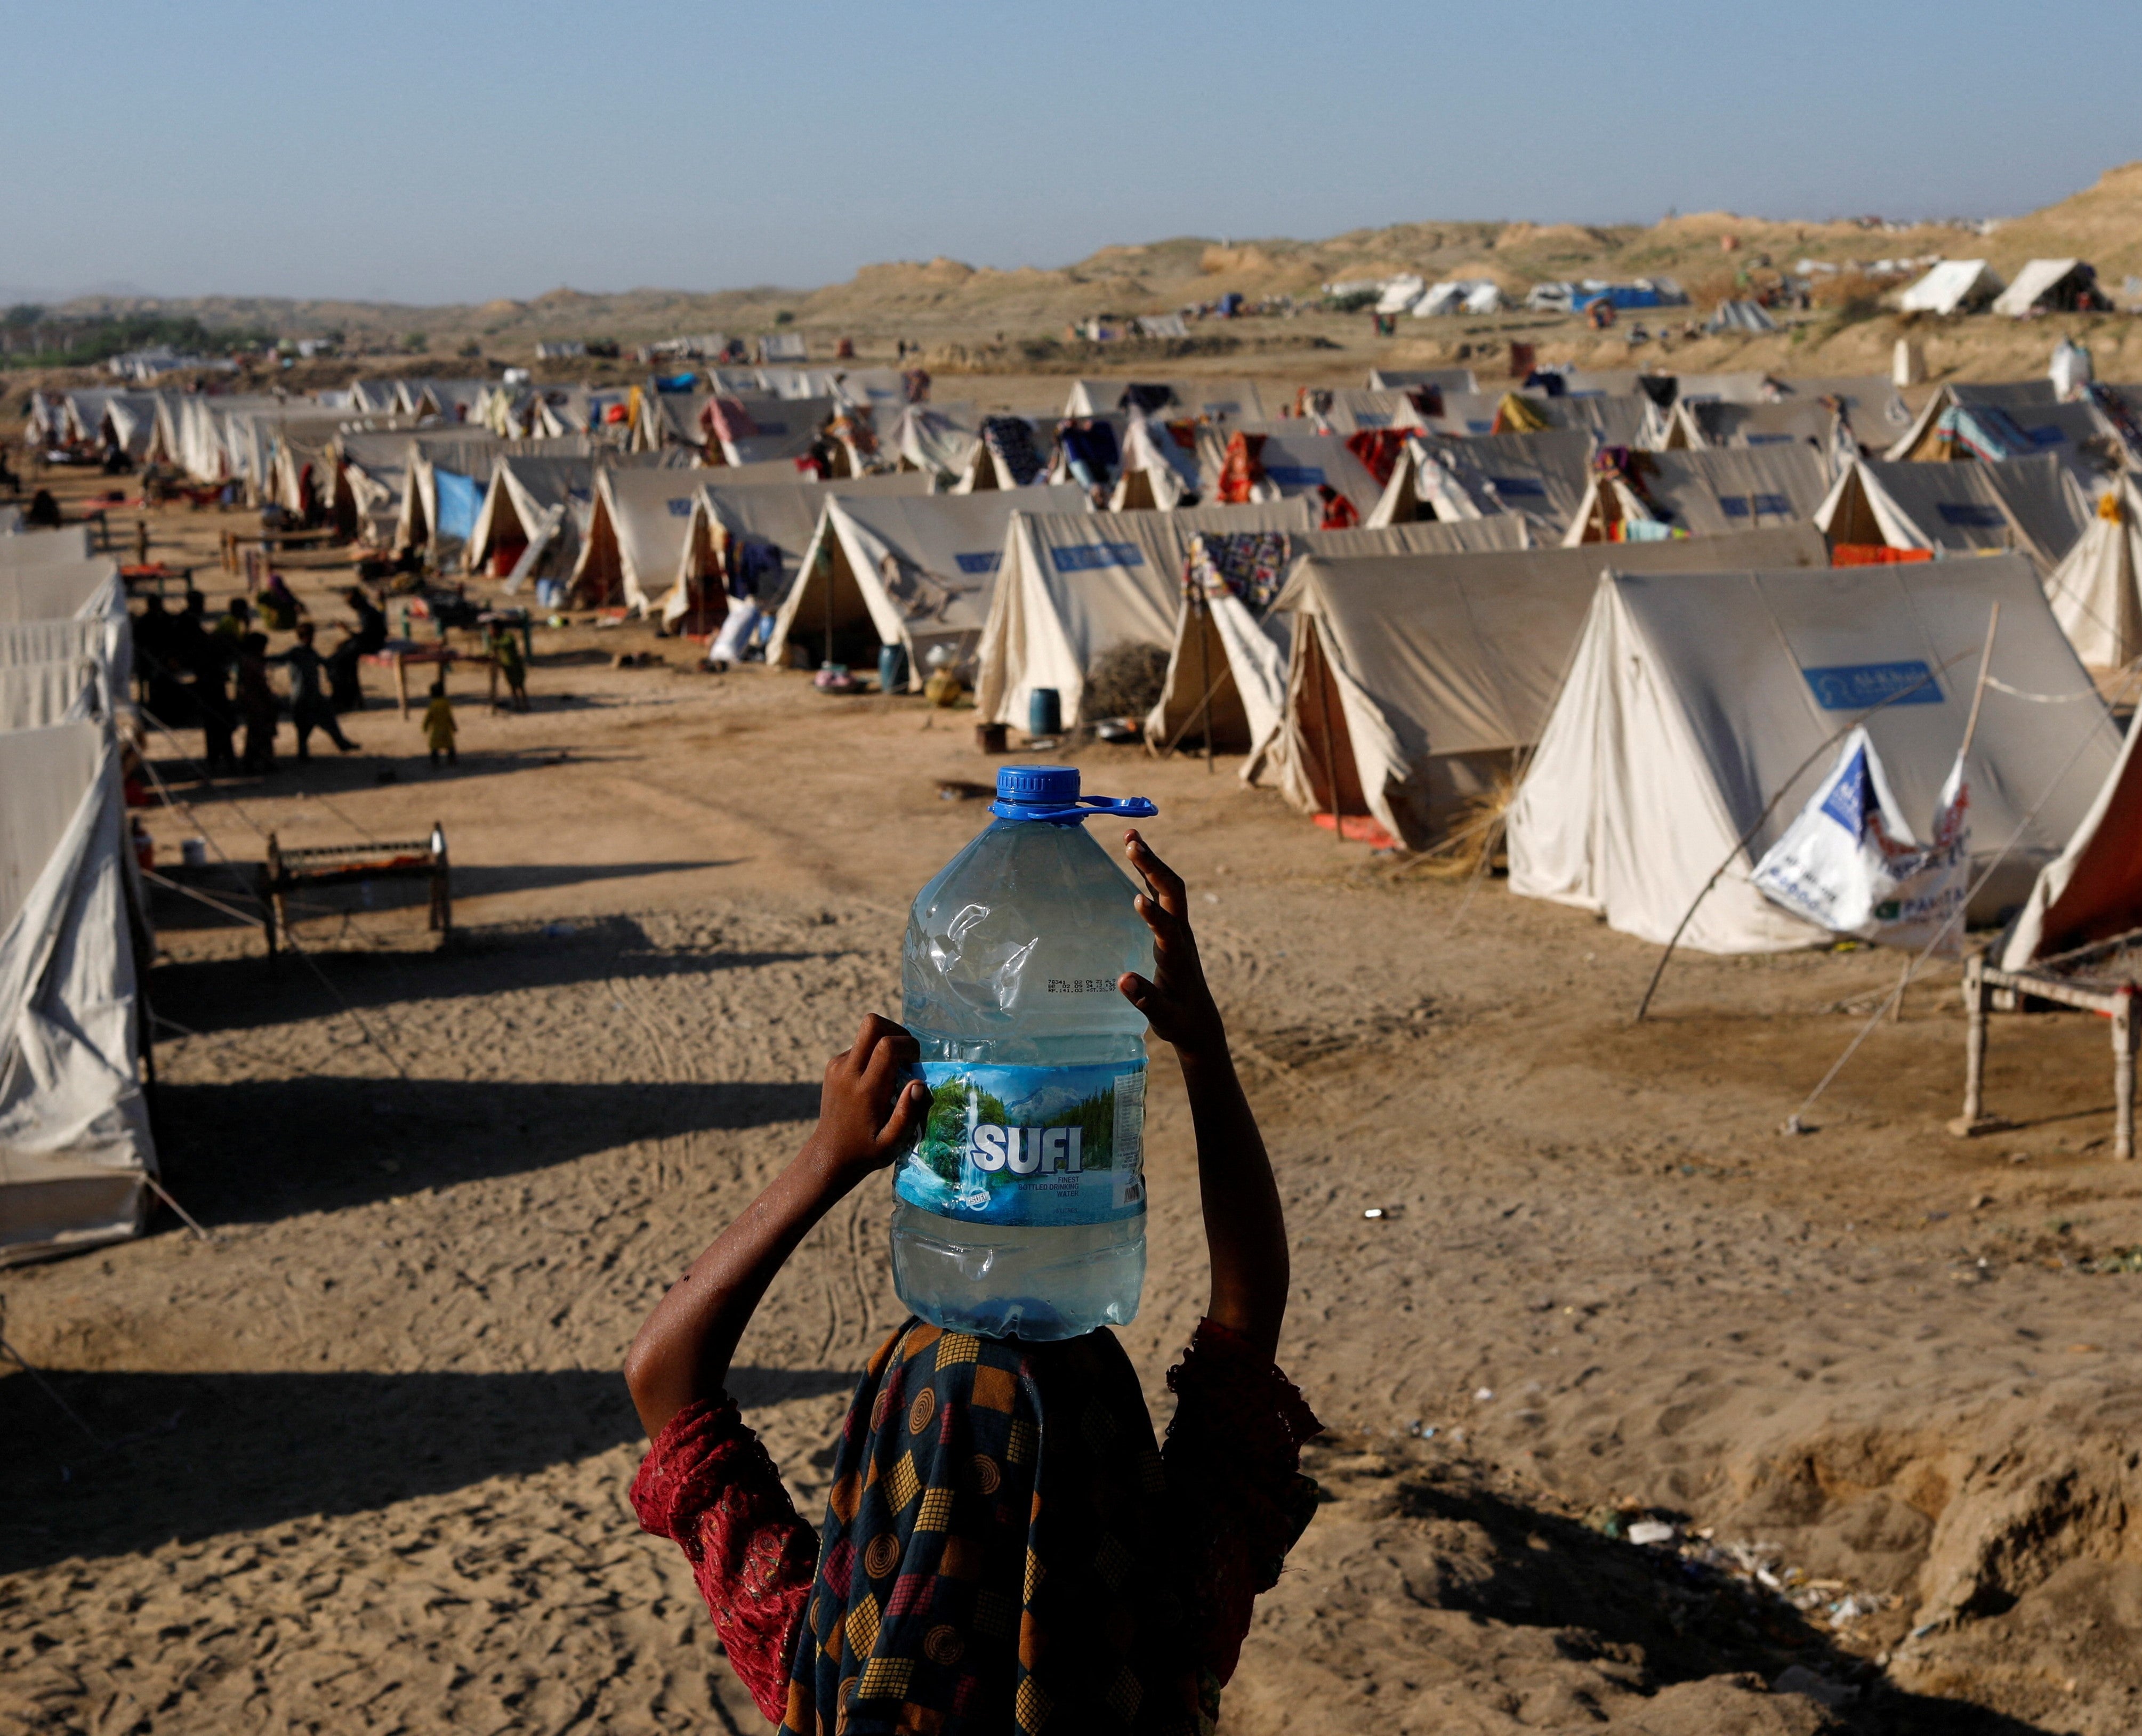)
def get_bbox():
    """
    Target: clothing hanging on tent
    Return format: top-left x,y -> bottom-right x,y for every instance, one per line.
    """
1185,532 -> 1292,612
1216,433 -> 1268,504
979,417 -> 1044,486
1344,429 -> 1409,487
